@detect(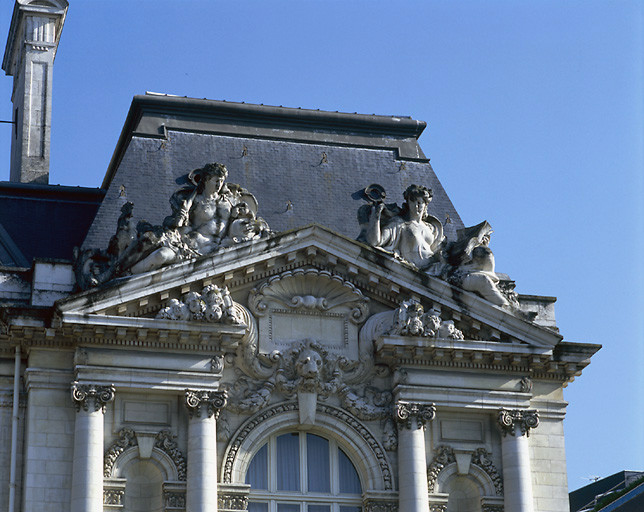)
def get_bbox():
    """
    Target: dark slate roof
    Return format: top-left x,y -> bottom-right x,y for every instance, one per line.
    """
0,182 -> 104,264
83,94 -> 464,250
